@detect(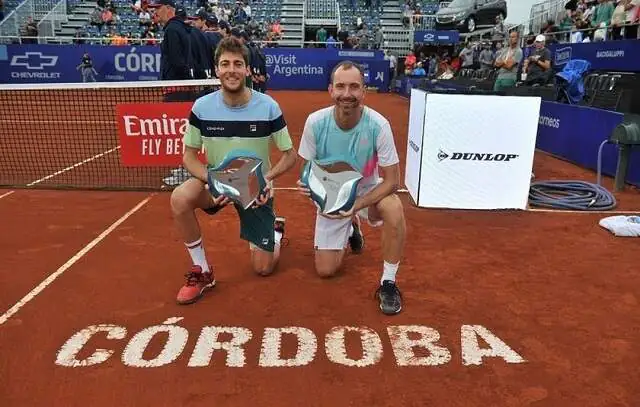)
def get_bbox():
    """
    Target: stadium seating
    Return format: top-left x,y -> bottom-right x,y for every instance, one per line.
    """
74,0 -> 282,41
337,0 -> 381,29
307,0 -> 337,20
